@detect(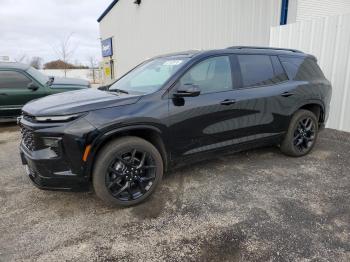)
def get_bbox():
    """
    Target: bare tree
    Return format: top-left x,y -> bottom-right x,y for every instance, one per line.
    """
88,56 -> 98,83
53,33 -> 77,77
29,57 -> 42,69
14,54 -> 27,63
